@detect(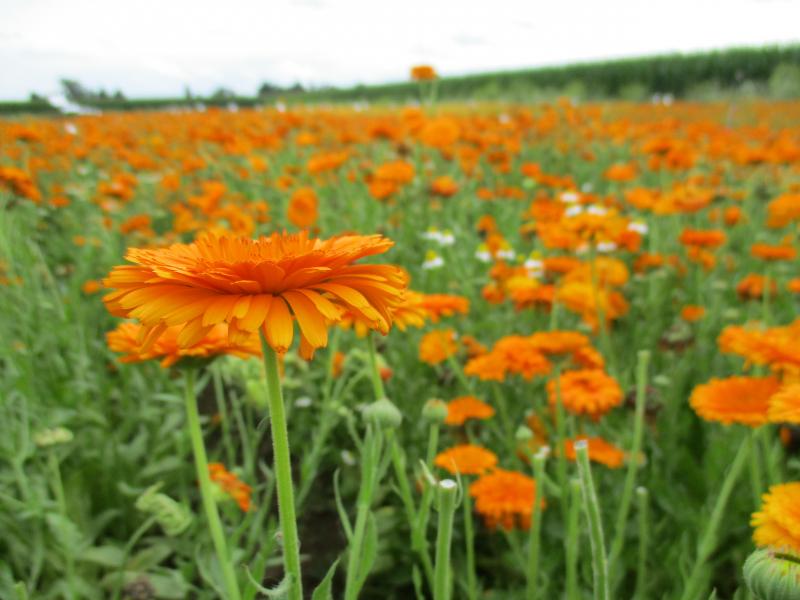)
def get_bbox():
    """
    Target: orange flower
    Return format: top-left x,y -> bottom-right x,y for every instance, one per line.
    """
82,280 -> 103,294
470,469 -> 543,530
434,444 -> 498,475
103,232 -> 407,359
209,463 -> 253,512
737,274 -> 777,300
766,193 -> 800,228
430,176 -> 459,197
680,305 -> 705,322
107,322 -> 260,368
719,320 -> 800,377
418,293 -> 469,322
419,328 -> 458,365
751,482 -> 800,552
548,369 -> 622,418
788,278 -> 800,294
751,243 -> 797,262
689,376 -> 781,427
445,395 -> 495,426
563,437 -> 625,468
464,336 -> 552,381
768,384 -> 800,424
287,187 -> 319,229
603,162 -> 637,182
410,65 -> 438,81
678,228 -> 726,248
